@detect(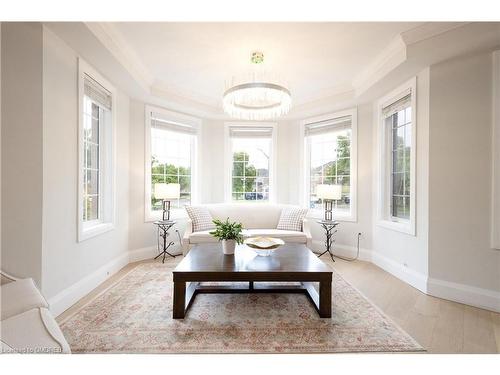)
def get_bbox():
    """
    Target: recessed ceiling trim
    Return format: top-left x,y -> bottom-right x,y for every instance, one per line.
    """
85,22 -> 155,93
